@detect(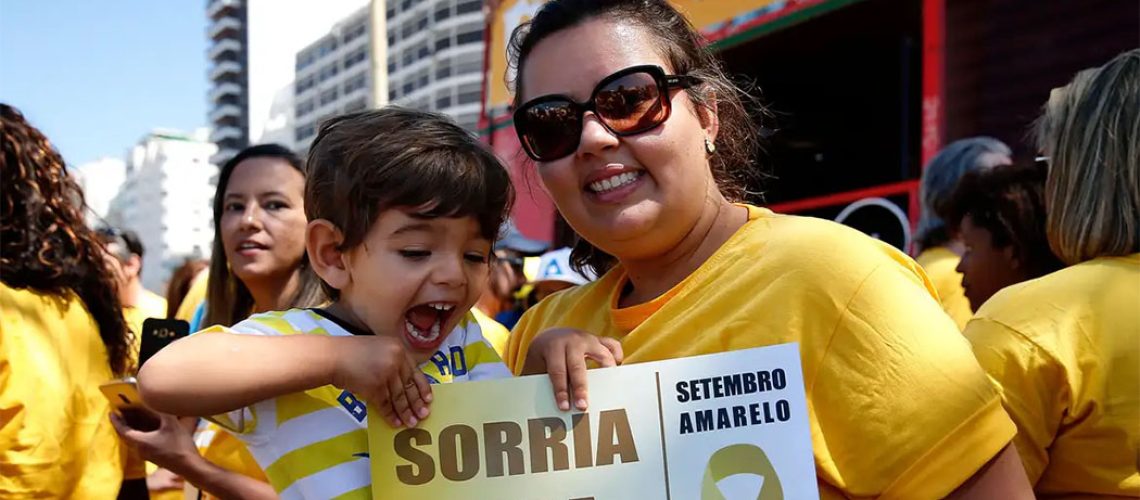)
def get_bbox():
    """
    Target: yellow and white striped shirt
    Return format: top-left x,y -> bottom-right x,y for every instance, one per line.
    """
203,308 -> 510,499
